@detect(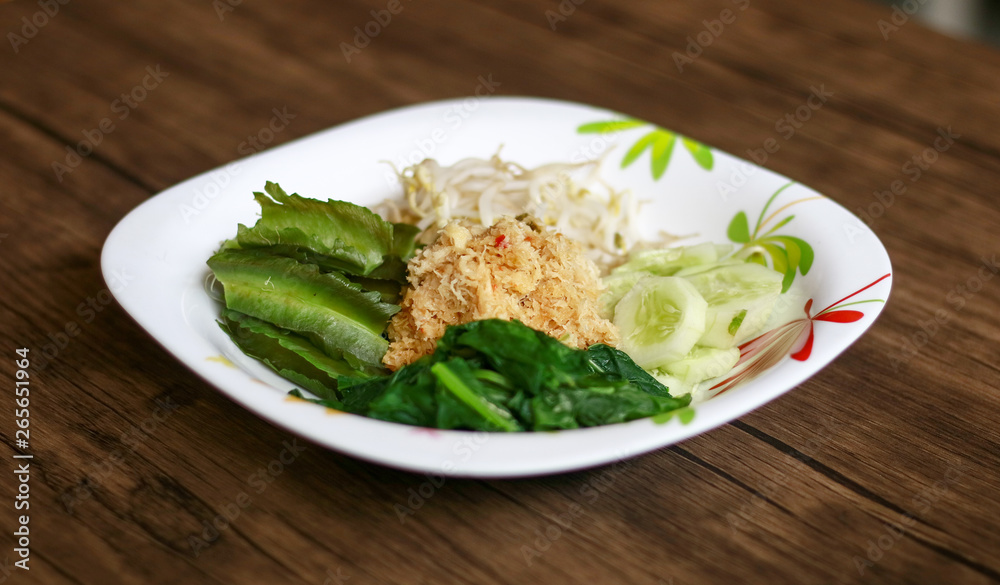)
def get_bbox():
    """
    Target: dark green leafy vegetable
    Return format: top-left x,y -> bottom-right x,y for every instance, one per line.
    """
209,186 -> 420,401
436,318 -> 589,395
233,182 -> 394,276
218,309 -> 382,401
531,385 -> 686,430
431,359 -> 523,432
230,182 -> 419,281
208,248 -> 398,367
290,388 -> 342,408
291,319 -> 691,432
364,360 -> 439,427
585,344 -> 672,397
